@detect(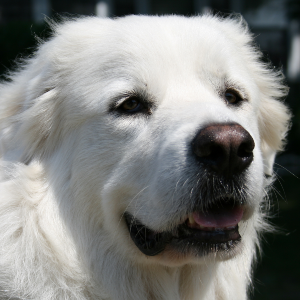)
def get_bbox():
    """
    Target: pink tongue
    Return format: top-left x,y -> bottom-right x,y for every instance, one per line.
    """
193,206 -> 244,228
